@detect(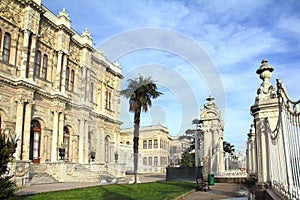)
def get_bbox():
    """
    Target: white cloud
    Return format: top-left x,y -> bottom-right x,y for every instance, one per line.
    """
42,0 -> 300,148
